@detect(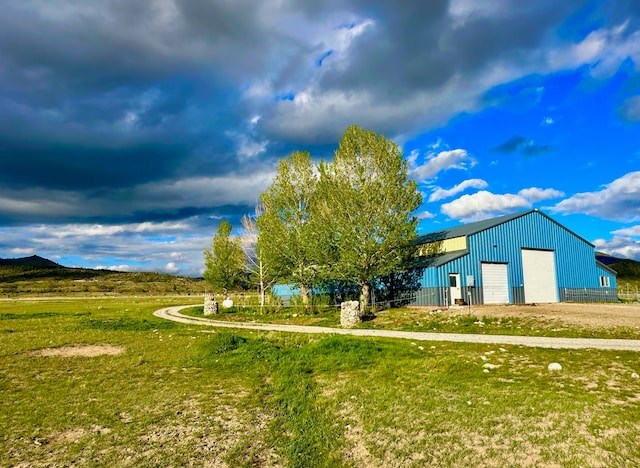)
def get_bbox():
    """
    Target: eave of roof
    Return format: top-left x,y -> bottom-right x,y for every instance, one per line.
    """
412,250 -> 469,269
